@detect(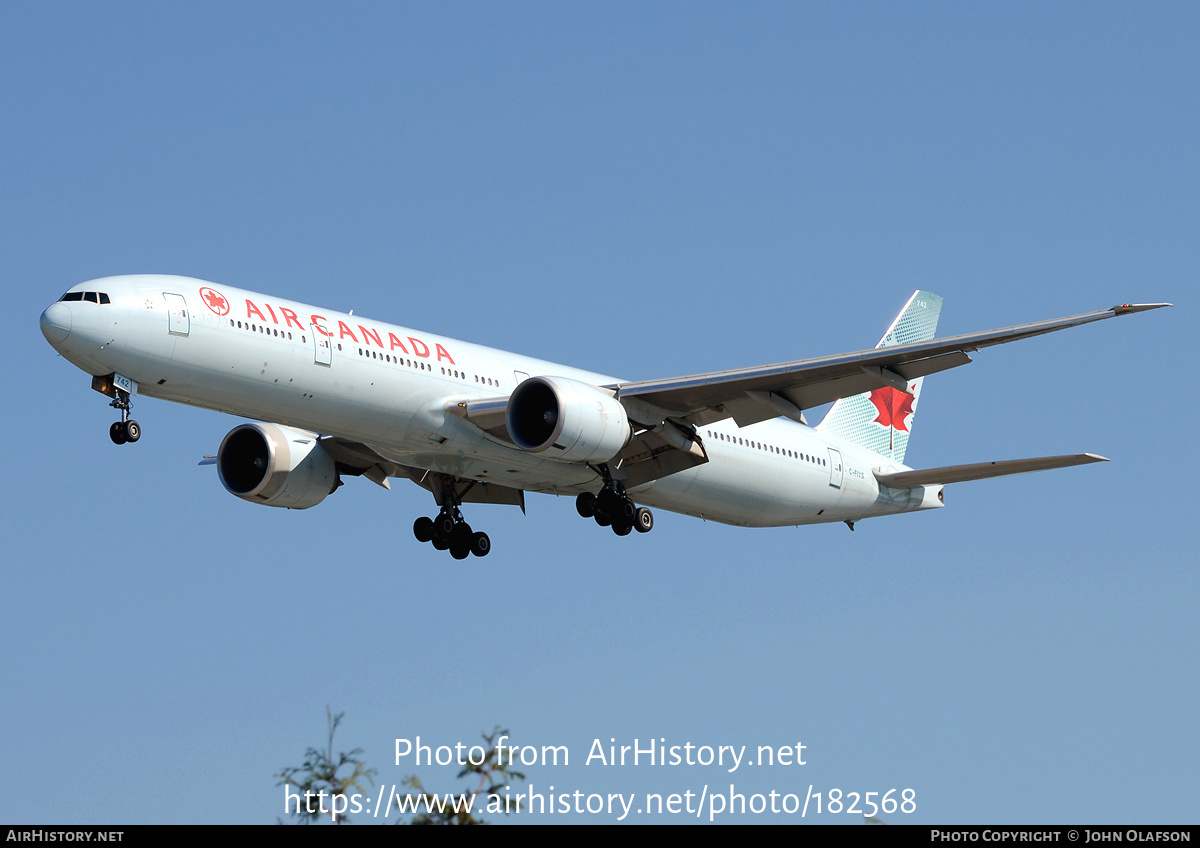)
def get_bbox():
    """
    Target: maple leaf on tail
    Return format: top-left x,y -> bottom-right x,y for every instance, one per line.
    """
867,386 -> 916,451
